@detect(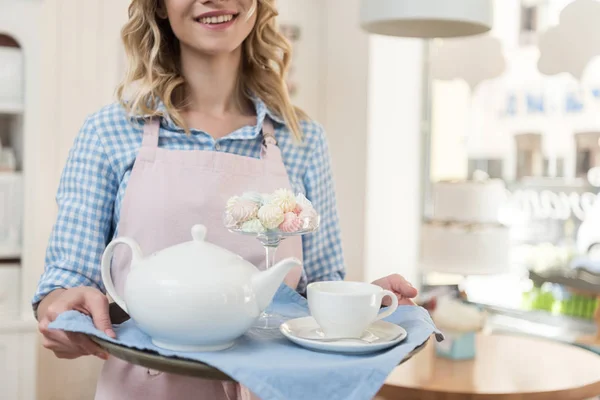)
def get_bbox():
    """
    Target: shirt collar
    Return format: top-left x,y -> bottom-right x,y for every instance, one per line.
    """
130,95 -> 285,139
